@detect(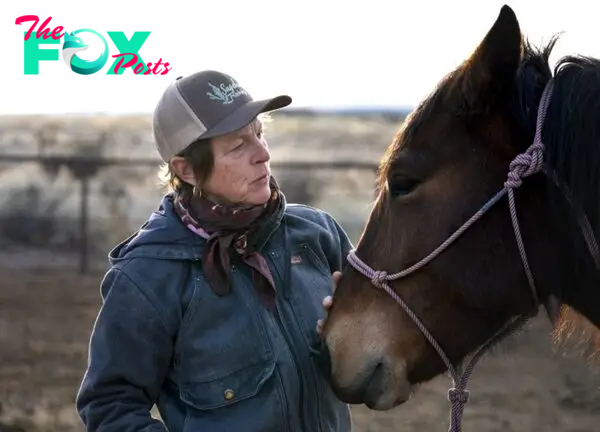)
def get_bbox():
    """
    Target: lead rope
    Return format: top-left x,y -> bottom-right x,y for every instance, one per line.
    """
347,81 -> 556,432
